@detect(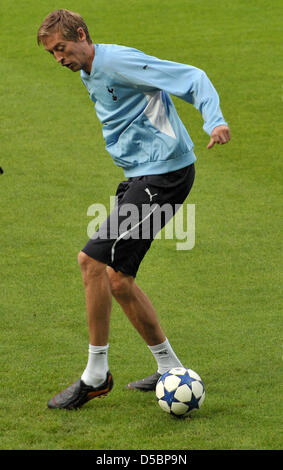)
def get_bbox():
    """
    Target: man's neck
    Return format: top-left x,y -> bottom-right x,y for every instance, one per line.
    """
84,43 -> 95,75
